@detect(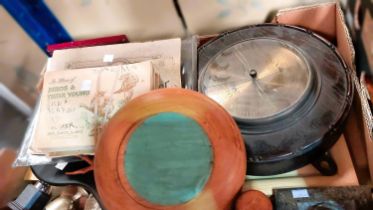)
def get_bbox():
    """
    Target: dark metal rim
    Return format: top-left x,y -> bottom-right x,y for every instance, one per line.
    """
197,24 -> 354,175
